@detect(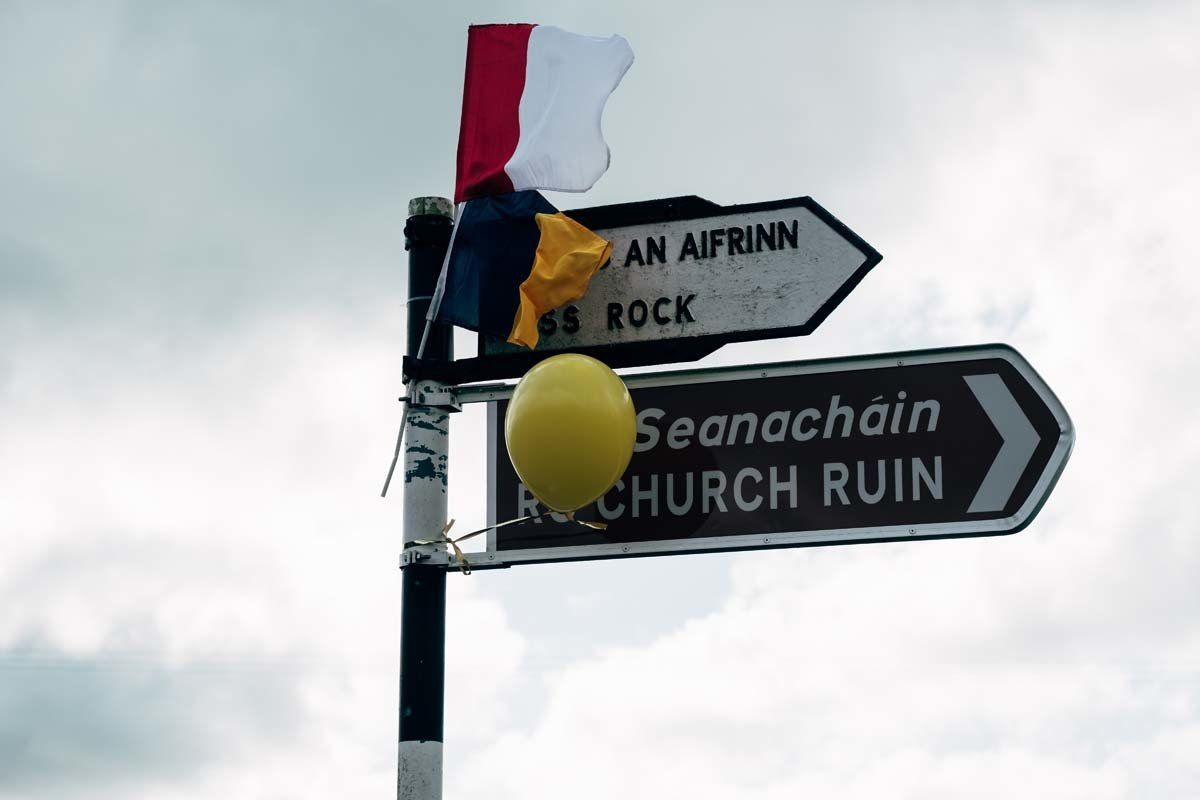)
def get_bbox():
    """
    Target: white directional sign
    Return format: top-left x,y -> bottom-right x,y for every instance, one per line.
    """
478,194 -> 880,353
407,195 -> 880,384
466,345 -> 1072,568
